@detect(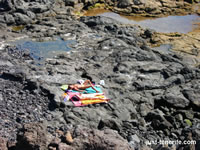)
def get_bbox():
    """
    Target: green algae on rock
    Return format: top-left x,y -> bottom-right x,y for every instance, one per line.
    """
12,25 -> 25,32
